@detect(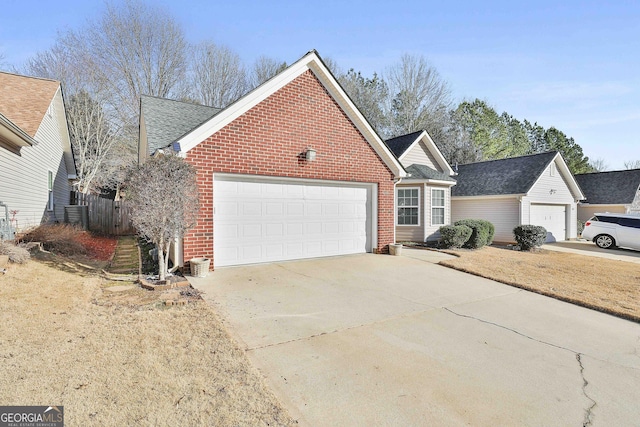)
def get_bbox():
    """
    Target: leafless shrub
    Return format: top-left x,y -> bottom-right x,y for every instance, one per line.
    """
0,240 -> 30,264
126,153 -> 199,281
22,224 -> 86,256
